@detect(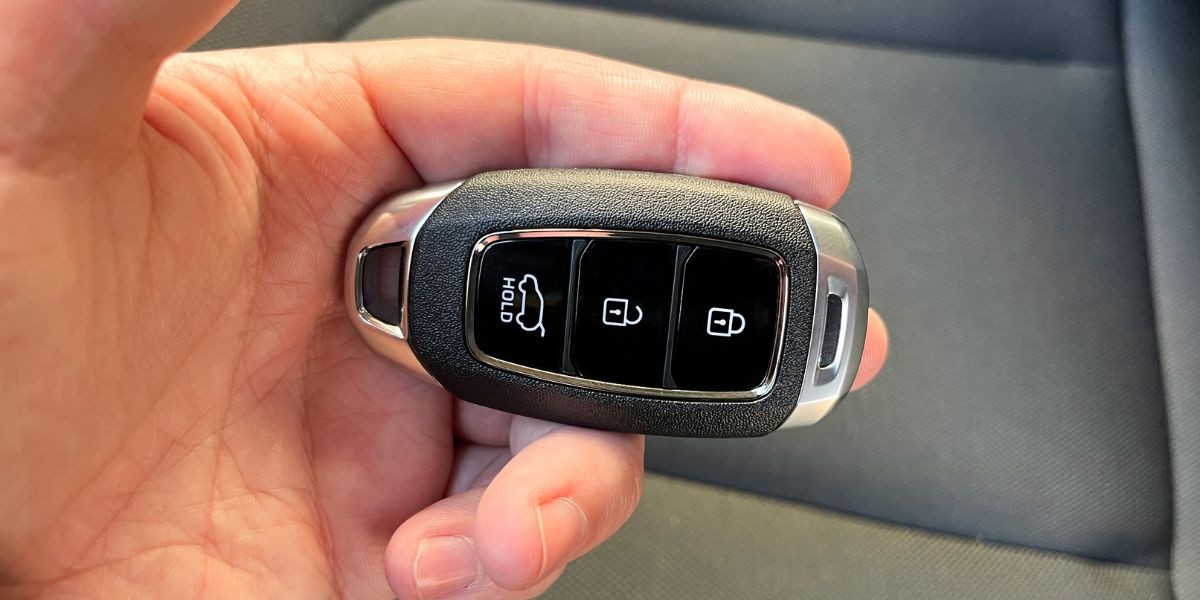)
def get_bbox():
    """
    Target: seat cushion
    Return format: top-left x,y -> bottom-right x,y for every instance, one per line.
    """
192,0 -> 389,50
1124,0 -> 1200,595
348,0 -> 1172,567
546,0 -> 1121,62
544,474 -> 1170,599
